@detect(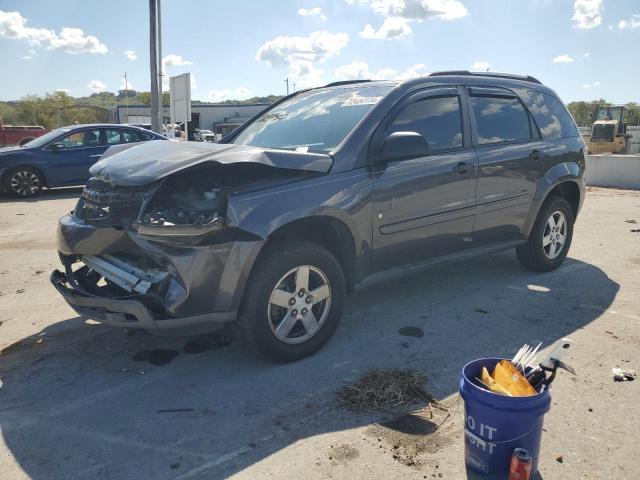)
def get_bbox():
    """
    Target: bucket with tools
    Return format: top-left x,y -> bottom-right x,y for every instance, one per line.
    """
459,339 -> 574,479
